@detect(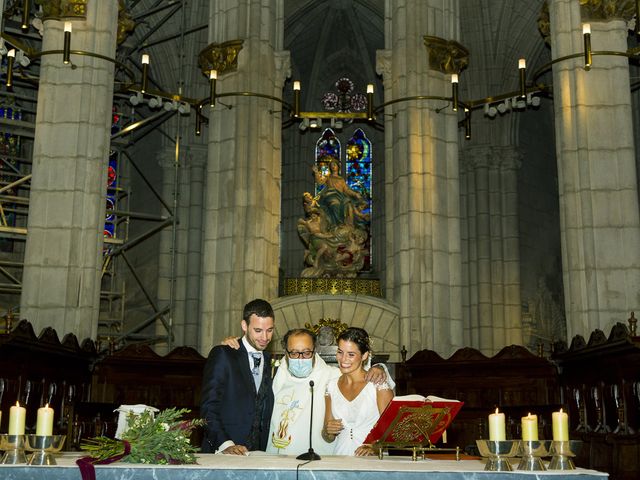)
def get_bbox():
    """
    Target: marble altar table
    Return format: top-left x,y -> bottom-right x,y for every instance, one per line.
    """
0,452 -> 608,480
